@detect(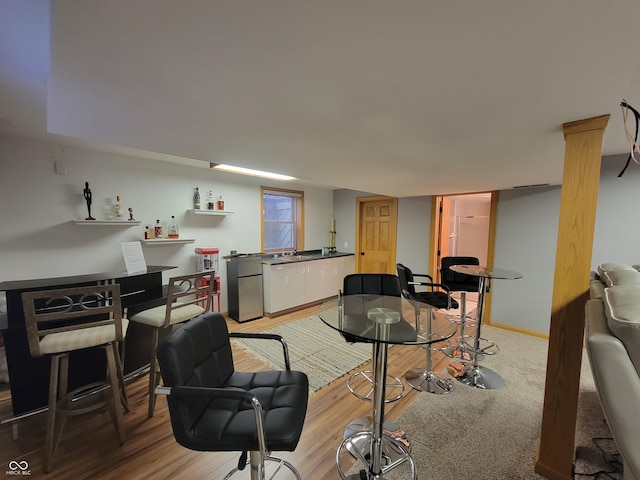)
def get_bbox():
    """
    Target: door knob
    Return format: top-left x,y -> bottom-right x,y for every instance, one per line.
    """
360,252 -> 365,256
